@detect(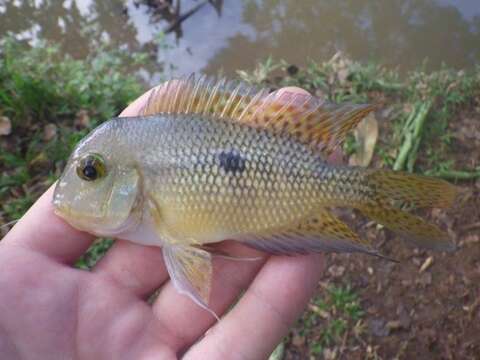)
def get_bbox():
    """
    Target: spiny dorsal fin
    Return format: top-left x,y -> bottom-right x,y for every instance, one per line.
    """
141,74 -> 265,119
140,75 -> 376,153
